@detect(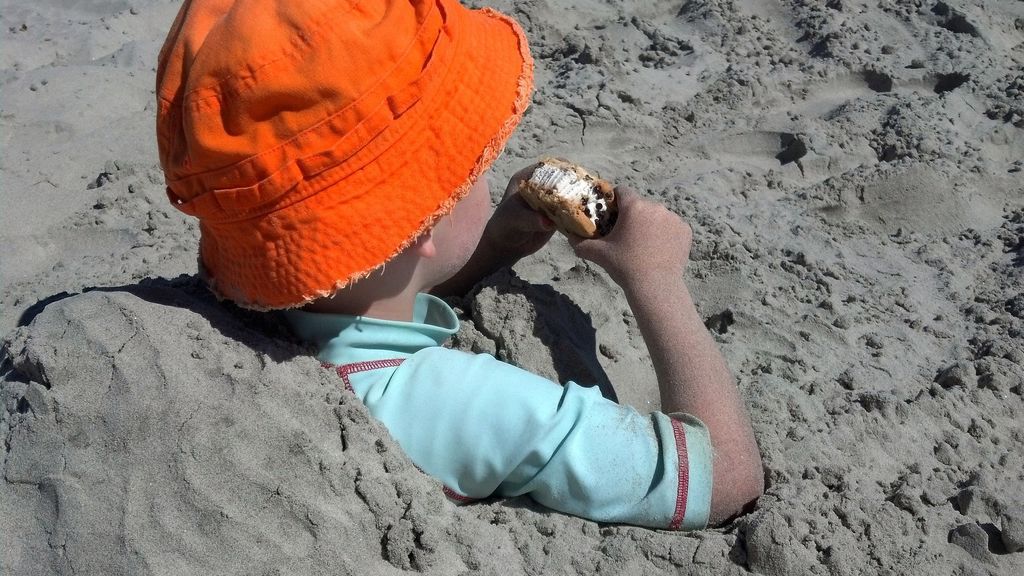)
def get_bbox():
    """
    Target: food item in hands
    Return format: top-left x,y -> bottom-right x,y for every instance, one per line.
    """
517,157 -> 618,238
